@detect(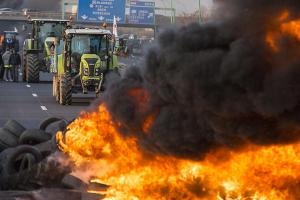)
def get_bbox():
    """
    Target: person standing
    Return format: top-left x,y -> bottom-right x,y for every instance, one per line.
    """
0,52 -> 3,80
9,49 -> 21,82
2,49 -> 12,82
